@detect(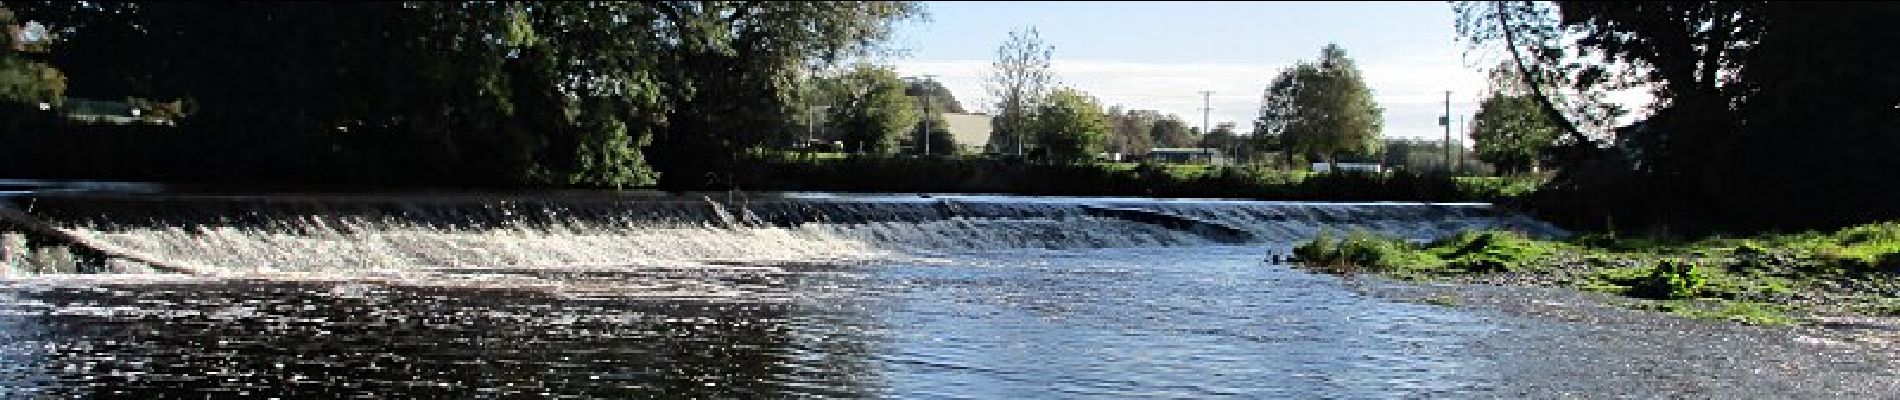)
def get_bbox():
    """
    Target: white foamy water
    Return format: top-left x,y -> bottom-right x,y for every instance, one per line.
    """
1,195 -> 1561,281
